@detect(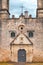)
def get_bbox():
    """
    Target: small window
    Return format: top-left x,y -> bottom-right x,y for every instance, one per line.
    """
0,0 -> 2,9
11,32 -> 15,37
7,0 -> 9,9
29,31 -> 33,37
0,21 -> 1,28
21,27 -> 23,30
